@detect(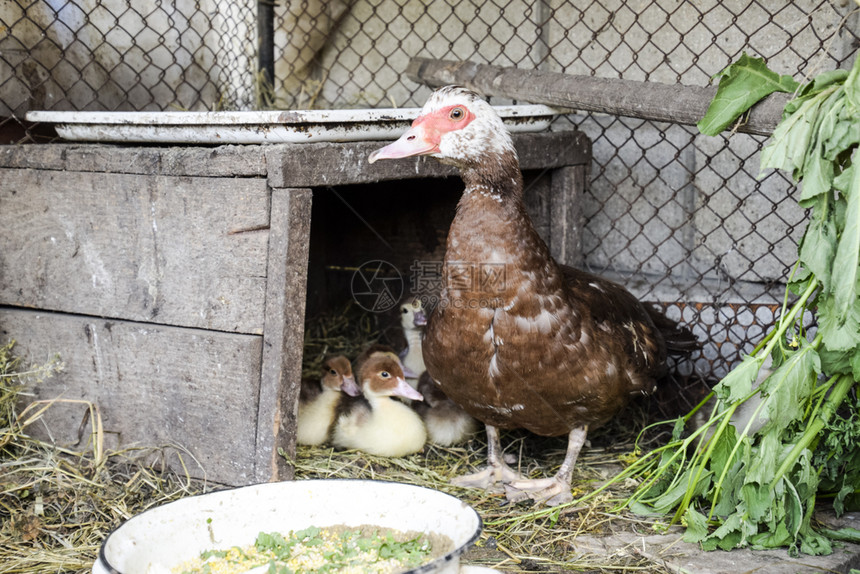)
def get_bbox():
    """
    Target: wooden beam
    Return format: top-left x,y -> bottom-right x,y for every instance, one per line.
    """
0,143 -> 267,176
257,187 -> 313,483
407,58 -> 789,137
550,166 -> 587,267
265,131 -> 590,188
